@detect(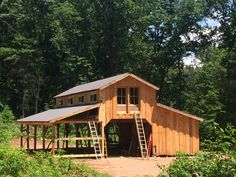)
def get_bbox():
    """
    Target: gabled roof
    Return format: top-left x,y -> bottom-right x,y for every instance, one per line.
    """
54,73 -> 159,98
156,103 -> 203,121
17,104 -> 100,124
